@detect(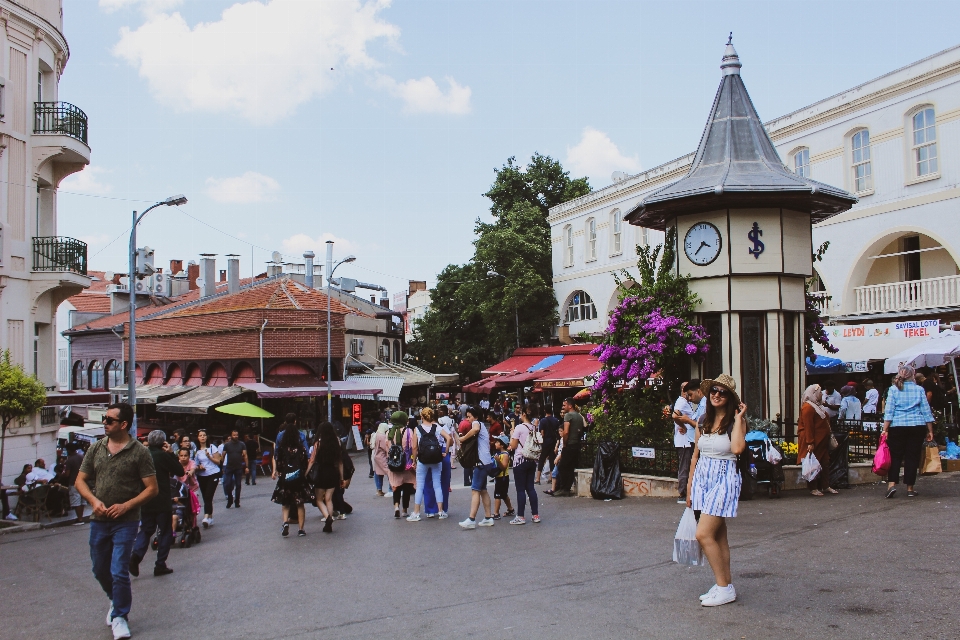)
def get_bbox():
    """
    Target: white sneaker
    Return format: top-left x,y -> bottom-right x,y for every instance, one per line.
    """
699,585 -> 719,601
4,513 -> 17,521
478,517 -> 495,527
438,511 -> 448,519
701,585 -> 736,607
106,605 -> 113,626
112,616 -> 131,639
509,516 -> 526,525
426,513 -> 436,518
406,513 -> 421,522
458,518 -> 476,529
